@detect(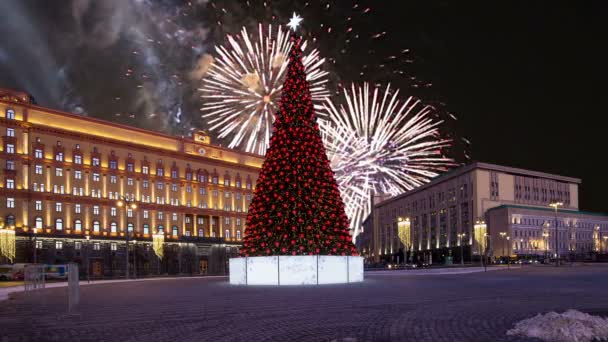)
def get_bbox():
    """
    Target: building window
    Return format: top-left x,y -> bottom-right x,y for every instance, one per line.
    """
143,224 -> 149,234
236,230 -> 241,239
111,243 -> 117,251
34,149 -> 43,159
110,175 -> 117,184
35,240 -> 43,249
158,212 -> 163,220
224,217 -> 230,225
55,218 -> 63,230
143,180 -> 149,188
127,208 -> 133,218
213,190 -> 218,197
55,168 -> 63,177
35,200 -> 42,211
35,217 -> 43,229
157,225 -> 164,233
127,178 -> 134,186
93,173 -> 100,182
127,163 -> 134,172
171,183 -> 178,192
142,166 -> 149,174
5,143 -> 15,154
143,210 -> 149,219
75,241 -> 82,250
199,187 -> 206,195
6,179 -> 14,189
111,207 -> 117,217
56,241 -> 63,250
55,152 -> 63,162
92,157 -> 100,166
74,155 -> 82,164
197,217 -> 204,225
225,229 -> 230,239
55,202 -> 62,212
171,170 -> 178,179
6,128 -> 15,137
74,219 -> 82,231
75,204 -> 81,214
93,205 -> 100,215
110,222 -> 117,233
172,226 -> 178,236
74,170 -> 82,179
109,160 -> 117,170
34,164 -> 43,175
246,194 -> 252,201
6,109 -> 15,119
93,242 -> 100,250
127,223 -> 134,232
212,176 -> 218,184
236,218 -> 241,226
